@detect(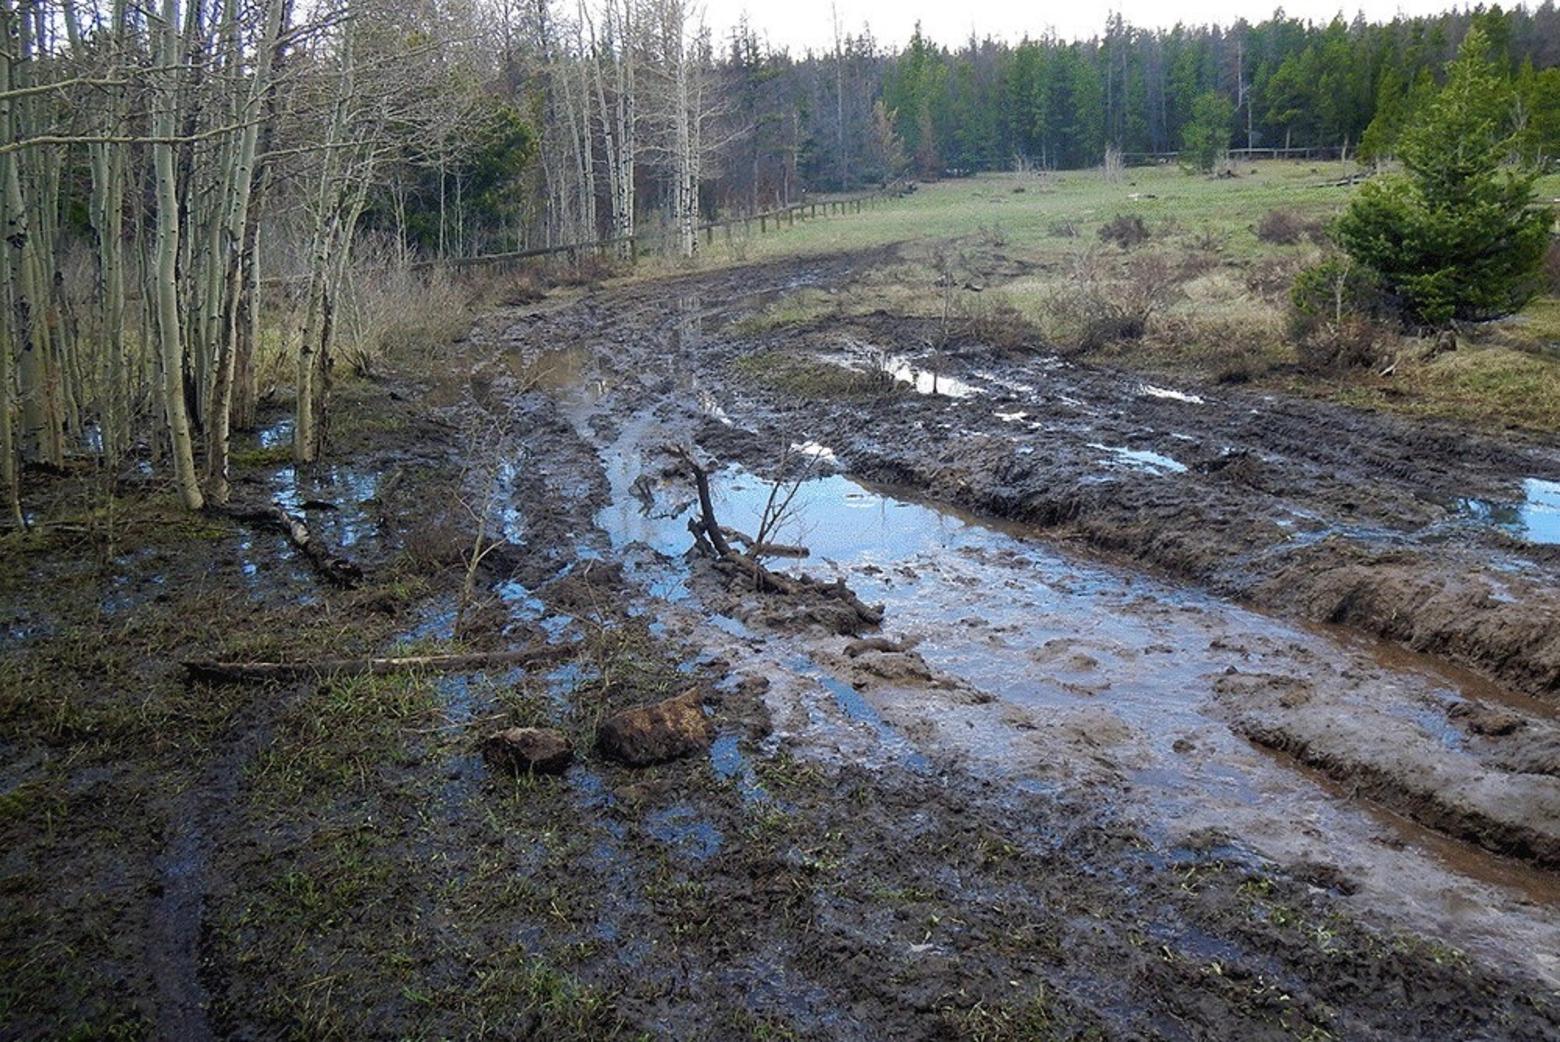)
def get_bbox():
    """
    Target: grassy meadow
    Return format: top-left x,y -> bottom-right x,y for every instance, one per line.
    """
653,161 -> 1560,433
